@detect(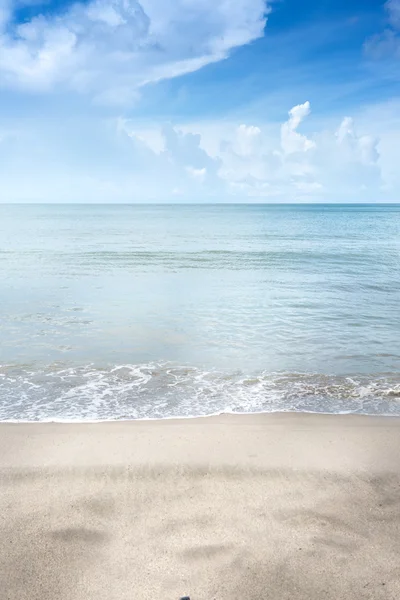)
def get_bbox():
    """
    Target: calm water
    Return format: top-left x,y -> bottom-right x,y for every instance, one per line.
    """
1,203 -> 400,420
